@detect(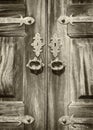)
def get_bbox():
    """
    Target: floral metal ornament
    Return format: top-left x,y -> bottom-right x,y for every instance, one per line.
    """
31,33 -> 45,57
27,33 -> 45,75
26,57 -> 44,75
49,34 -> 65,75
49,33 -> 62,58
